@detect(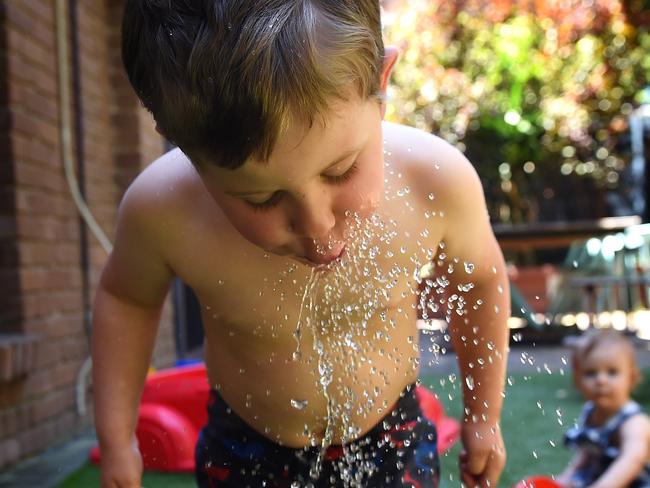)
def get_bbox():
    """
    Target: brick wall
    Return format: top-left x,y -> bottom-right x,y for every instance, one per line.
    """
0,0 -> 176,469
